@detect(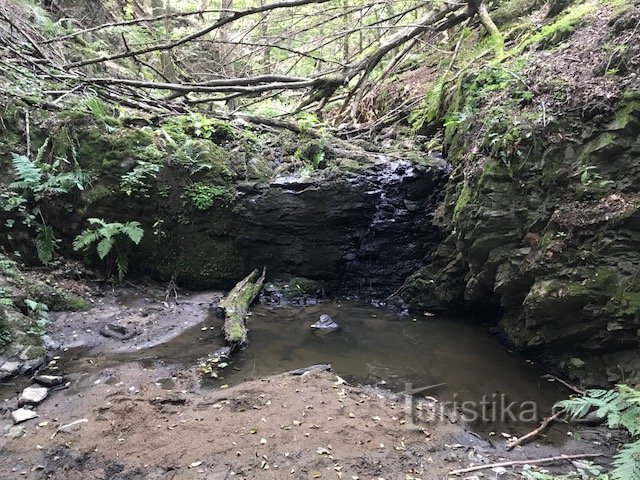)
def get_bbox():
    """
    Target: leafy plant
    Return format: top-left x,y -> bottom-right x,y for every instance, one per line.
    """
556,385 -> 640,480
8,153 -> 90,264
120,160 -> 161,197
24,298 -> 49,337
35,224 -> 58,265
0,287 -> 13,307
73,218 -> 144,281
183,183 -> 234,211
189,114 -> 235,143
10,154 -> 87,197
